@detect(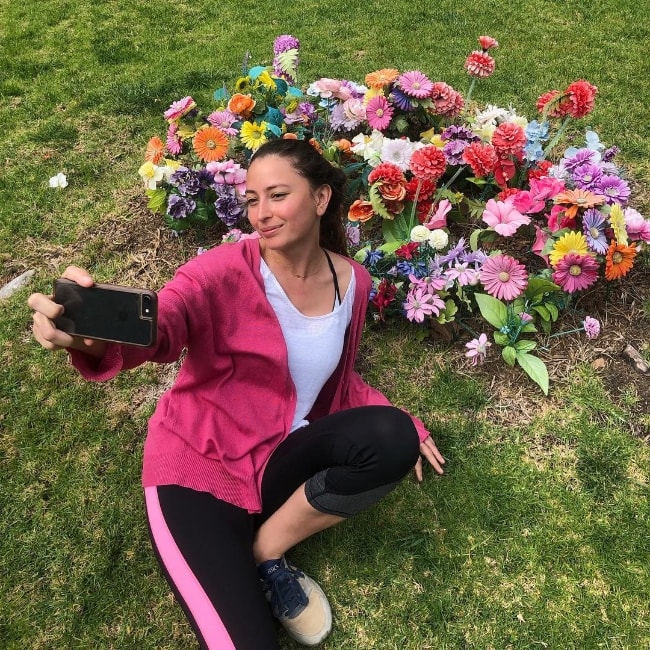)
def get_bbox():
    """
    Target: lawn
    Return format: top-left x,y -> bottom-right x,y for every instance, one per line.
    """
1,0 -> 650,648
